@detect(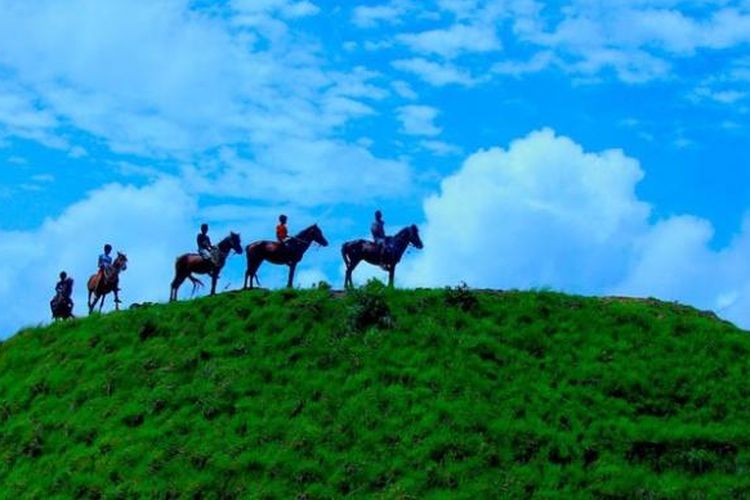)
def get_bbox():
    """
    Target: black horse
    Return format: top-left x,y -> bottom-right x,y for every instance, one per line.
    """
244,224 -> 328,289
50,295 -> 74,320
170,232 -> 243,301
342,224 -> 423,288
